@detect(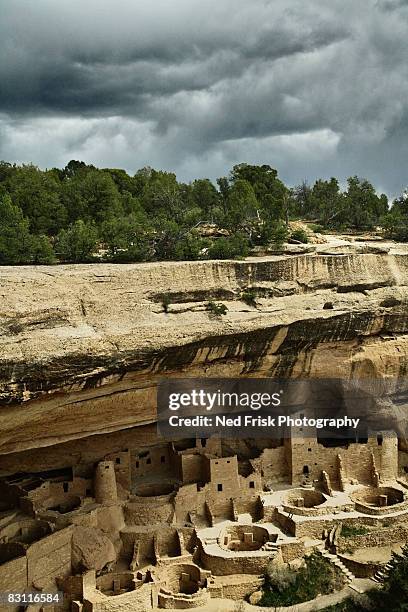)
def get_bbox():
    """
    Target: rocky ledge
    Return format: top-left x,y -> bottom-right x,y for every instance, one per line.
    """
1,246 -> 408,469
